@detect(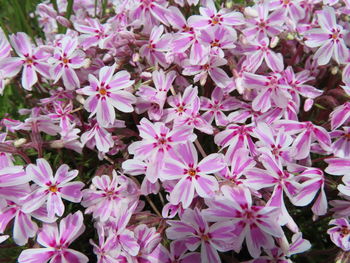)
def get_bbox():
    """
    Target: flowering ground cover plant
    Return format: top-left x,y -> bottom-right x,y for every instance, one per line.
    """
2,0 -> 350,262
